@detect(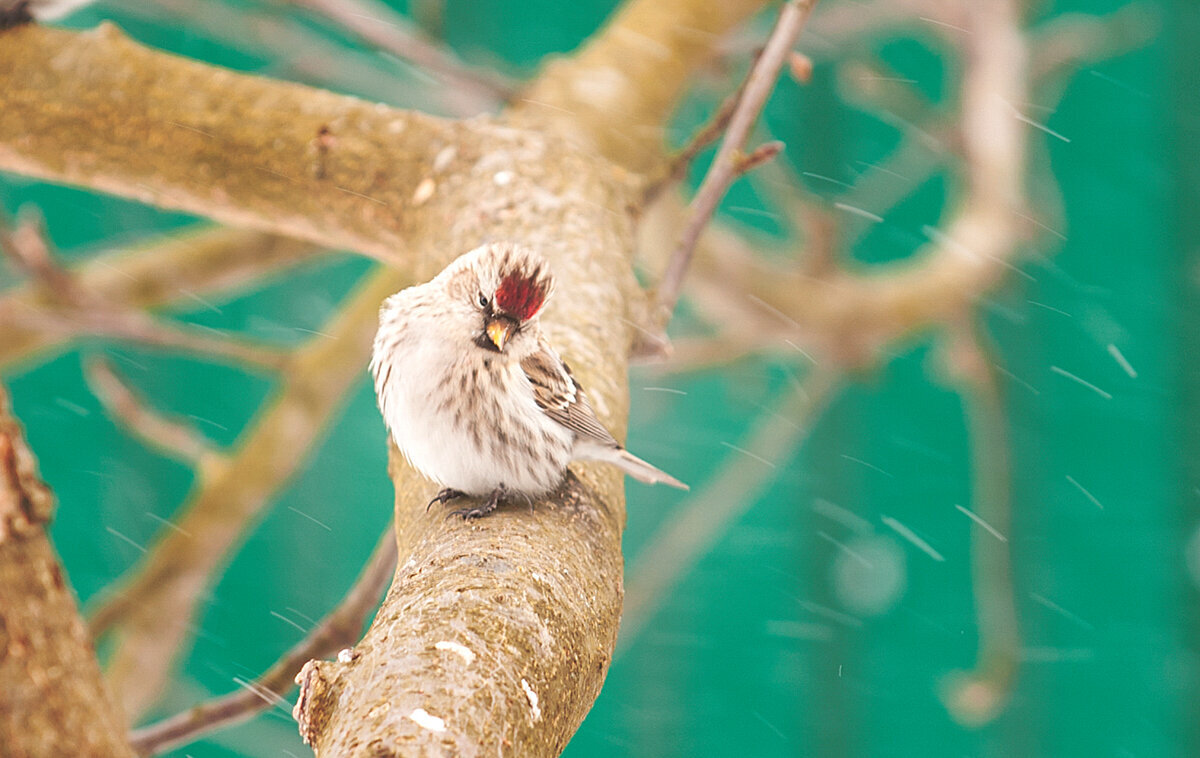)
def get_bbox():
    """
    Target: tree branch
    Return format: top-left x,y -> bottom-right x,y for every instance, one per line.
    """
655,0 -> 819,325
0,23 -> 503,263
129,522 -> 398,756
286,0 -> 514,108
0,383 -> 135,756
0,227 -> 323,369
938,318 -> 1020,726
88,267 -> 403,720
510,0 -> 771,173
